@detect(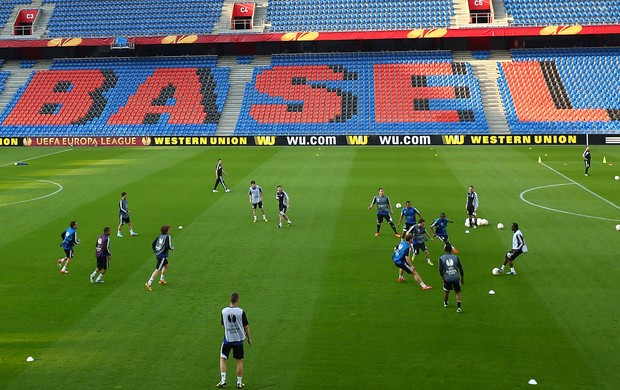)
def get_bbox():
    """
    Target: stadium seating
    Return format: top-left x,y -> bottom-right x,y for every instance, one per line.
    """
504,0 -> 620,26
0,1 -> 31,31
235,51 -> 488,135
498,48 -> 620,133
266,0 -> 454,32
0,56 -> 230,136
42,0 -> 225,37
0,71 -> 9,96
